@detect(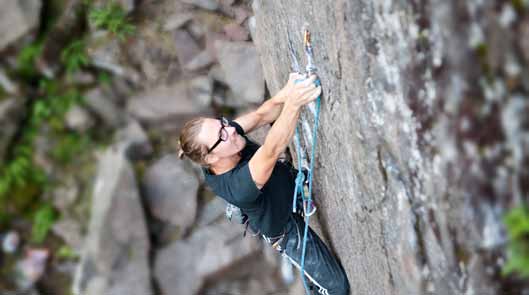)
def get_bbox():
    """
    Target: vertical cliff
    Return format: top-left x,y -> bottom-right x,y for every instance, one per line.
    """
253,0 -> 529,293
